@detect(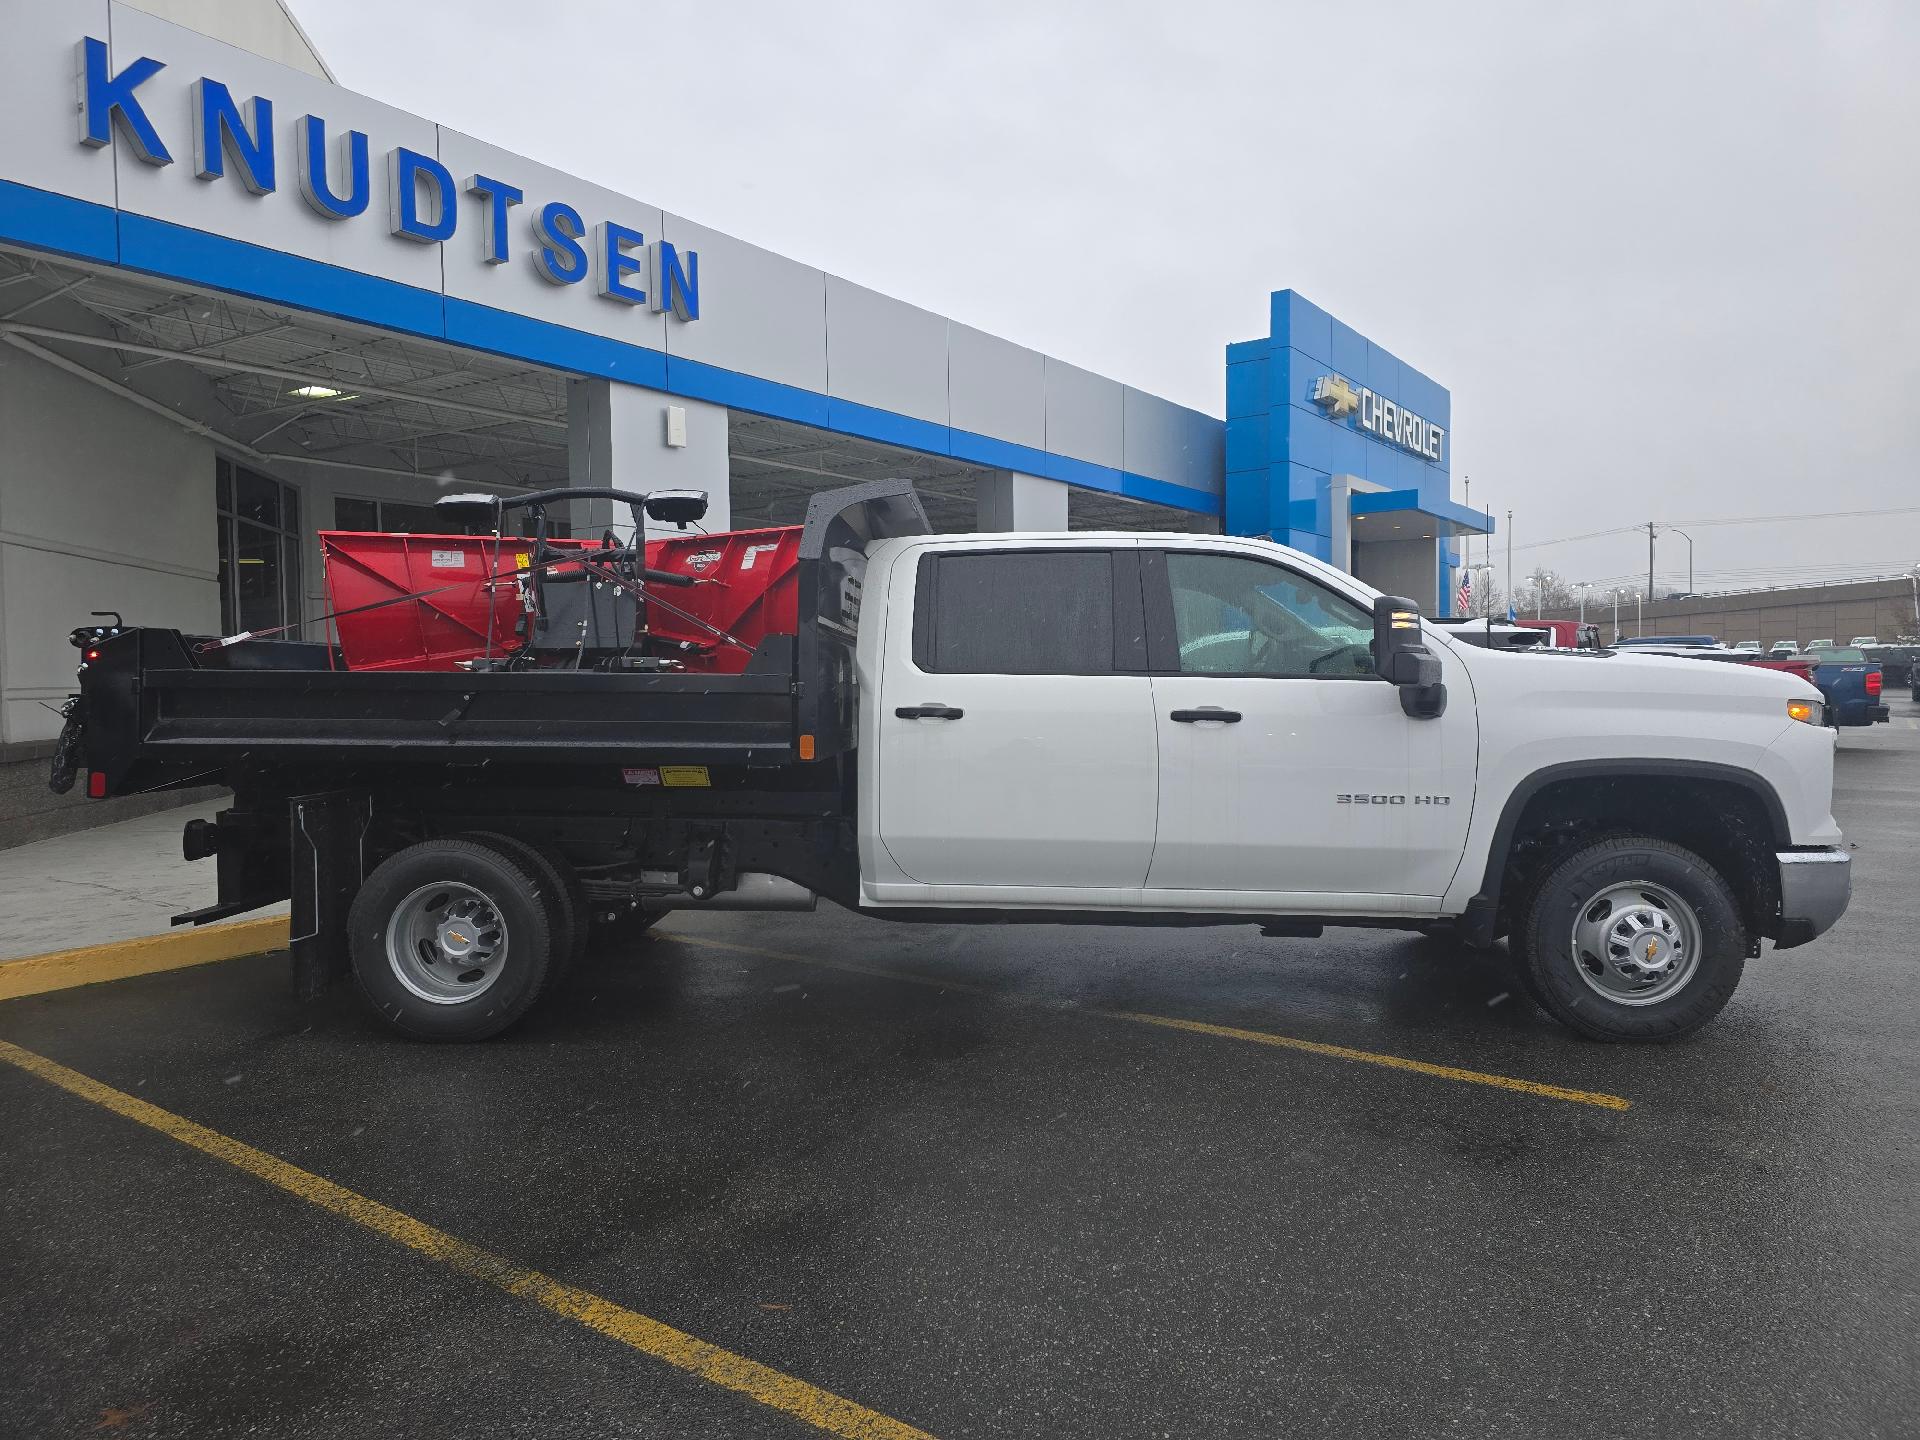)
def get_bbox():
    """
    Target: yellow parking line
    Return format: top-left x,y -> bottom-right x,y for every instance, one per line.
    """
663,932 -> 1632,1113
0,1039 -> 936,1440
0,917 -> 289,1002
